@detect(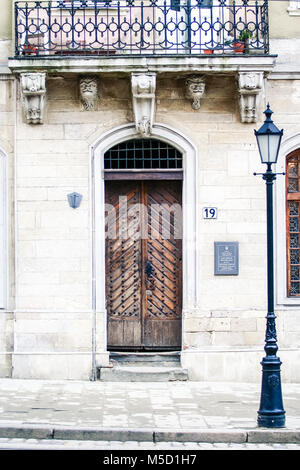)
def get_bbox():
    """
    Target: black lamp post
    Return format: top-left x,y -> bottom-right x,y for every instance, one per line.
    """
254,104 -> 286,428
